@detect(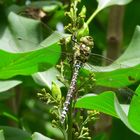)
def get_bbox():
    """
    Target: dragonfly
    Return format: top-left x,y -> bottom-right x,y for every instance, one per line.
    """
14,21 -> 139,124
60,35 -> 94,123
